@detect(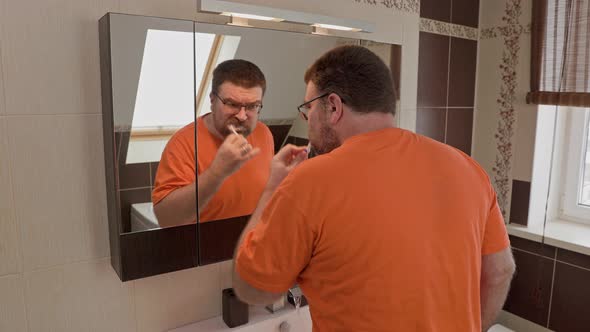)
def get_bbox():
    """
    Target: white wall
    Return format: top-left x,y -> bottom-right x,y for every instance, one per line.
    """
0,0 -> 418,331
